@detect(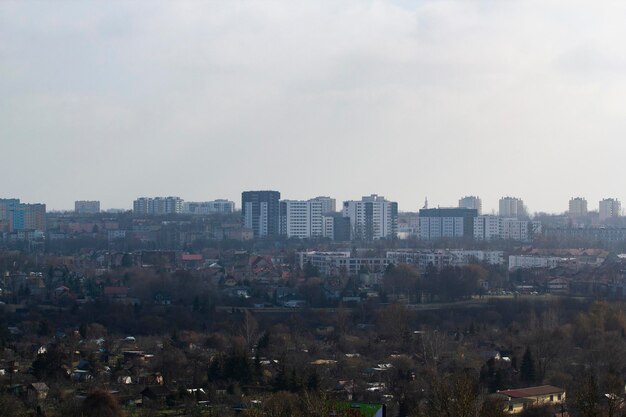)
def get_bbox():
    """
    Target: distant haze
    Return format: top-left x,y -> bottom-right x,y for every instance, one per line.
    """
2,1 -> 626,213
